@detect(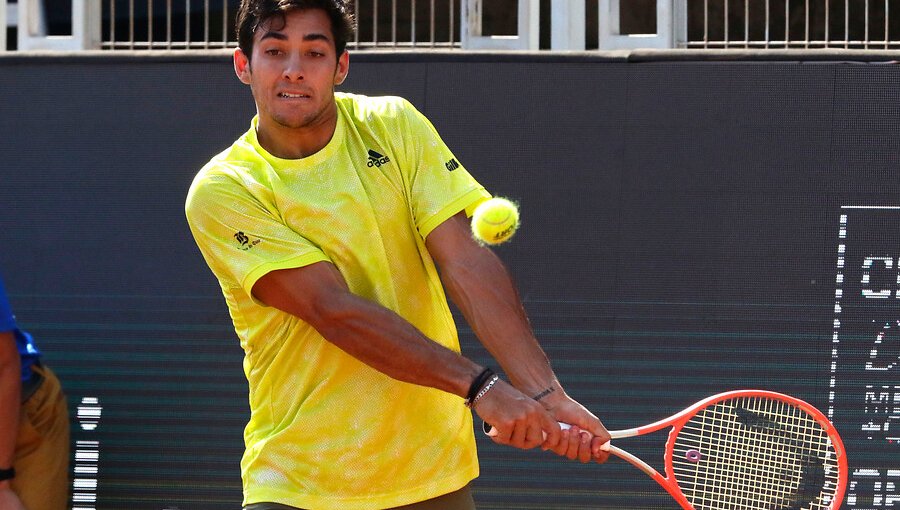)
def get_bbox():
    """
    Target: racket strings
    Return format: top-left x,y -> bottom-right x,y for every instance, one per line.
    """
670,396 -> 840,510
689,399 -> 836,509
